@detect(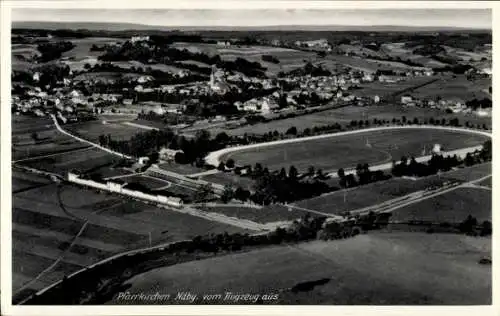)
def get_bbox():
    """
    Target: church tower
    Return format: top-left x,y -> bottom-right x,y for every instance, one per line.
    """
210,65 -> 217,87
